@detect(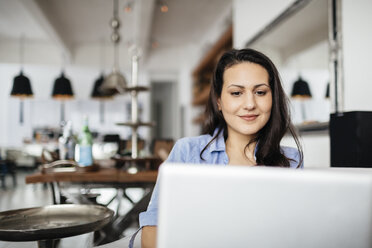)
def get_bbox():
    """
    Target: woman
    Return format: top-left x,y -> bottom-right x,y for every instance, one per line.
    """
139,48 -> 303,248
